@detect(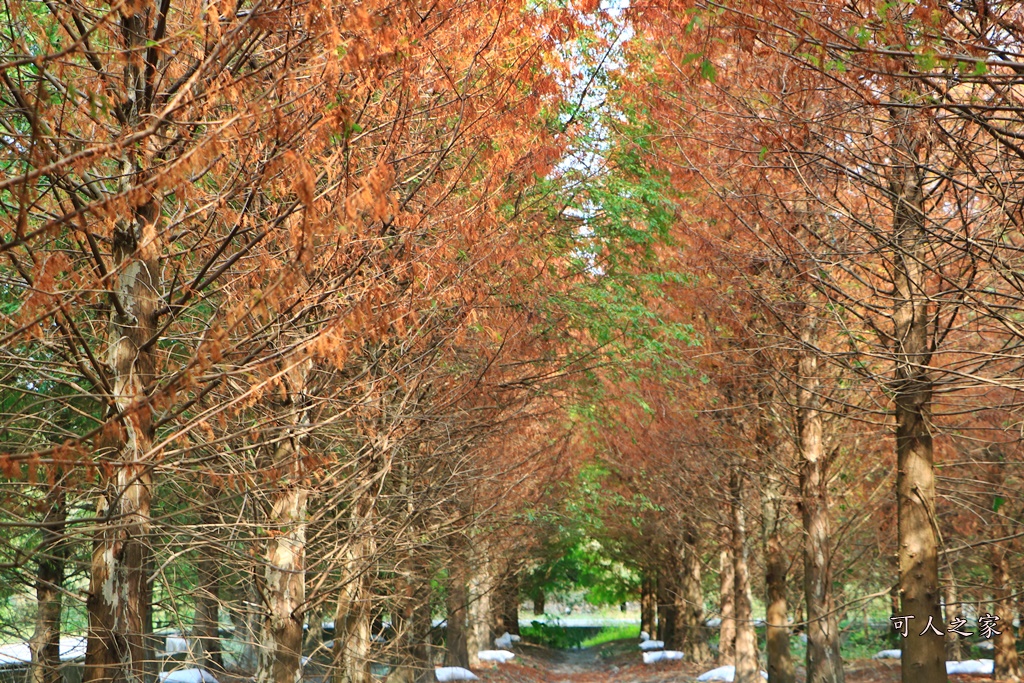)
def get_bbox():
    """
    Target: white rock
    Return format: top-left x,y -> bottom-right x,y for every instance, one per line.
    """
509,634 -> 521,642
435,667 -> 479,682
494,633 -> 513,649
977,640 -> 994,650
639,640 -> 665,651
476,650 -> 515,663
696,665 -> 769,681
640,631 -> 651,641
946,659 -> 994,675
158,669 -> 220,683
872,650 -> 901,660
642,650 -> 684,664
705,618 -> 722,629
